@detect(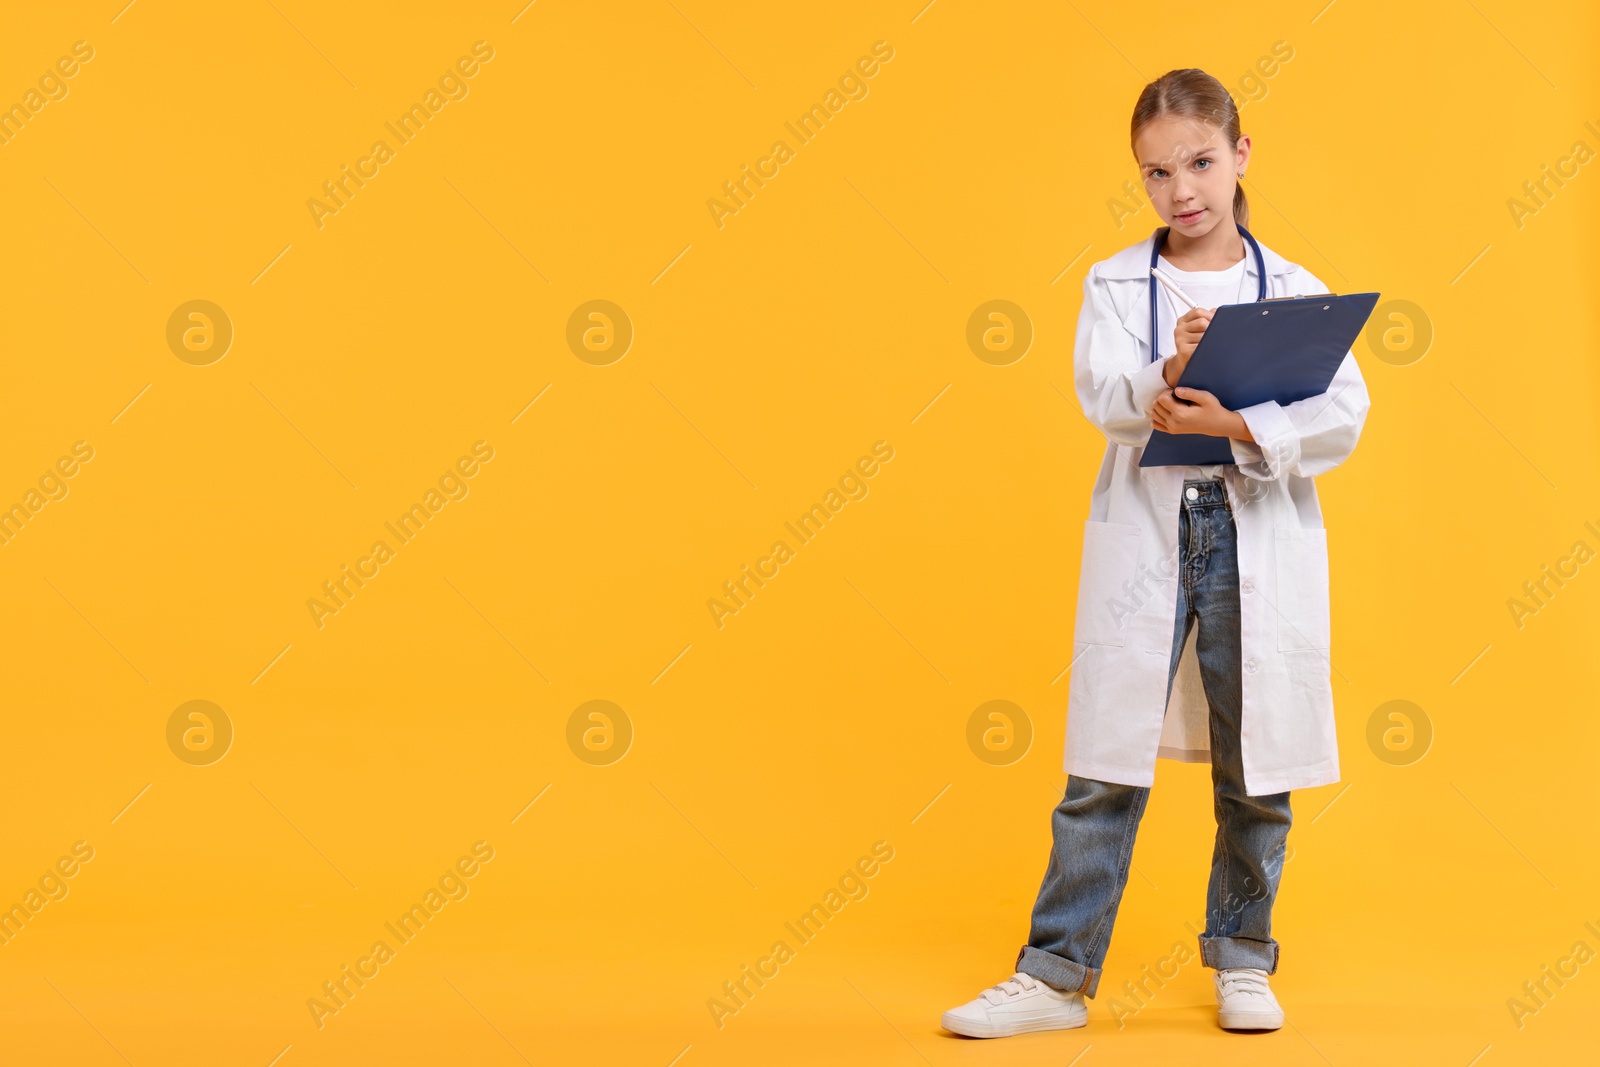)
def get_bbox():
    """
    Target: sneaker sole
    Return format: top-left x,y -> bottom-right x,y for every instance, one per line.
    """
940,1005 -> 1088,1039
1218,1009 -> 1284,1031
